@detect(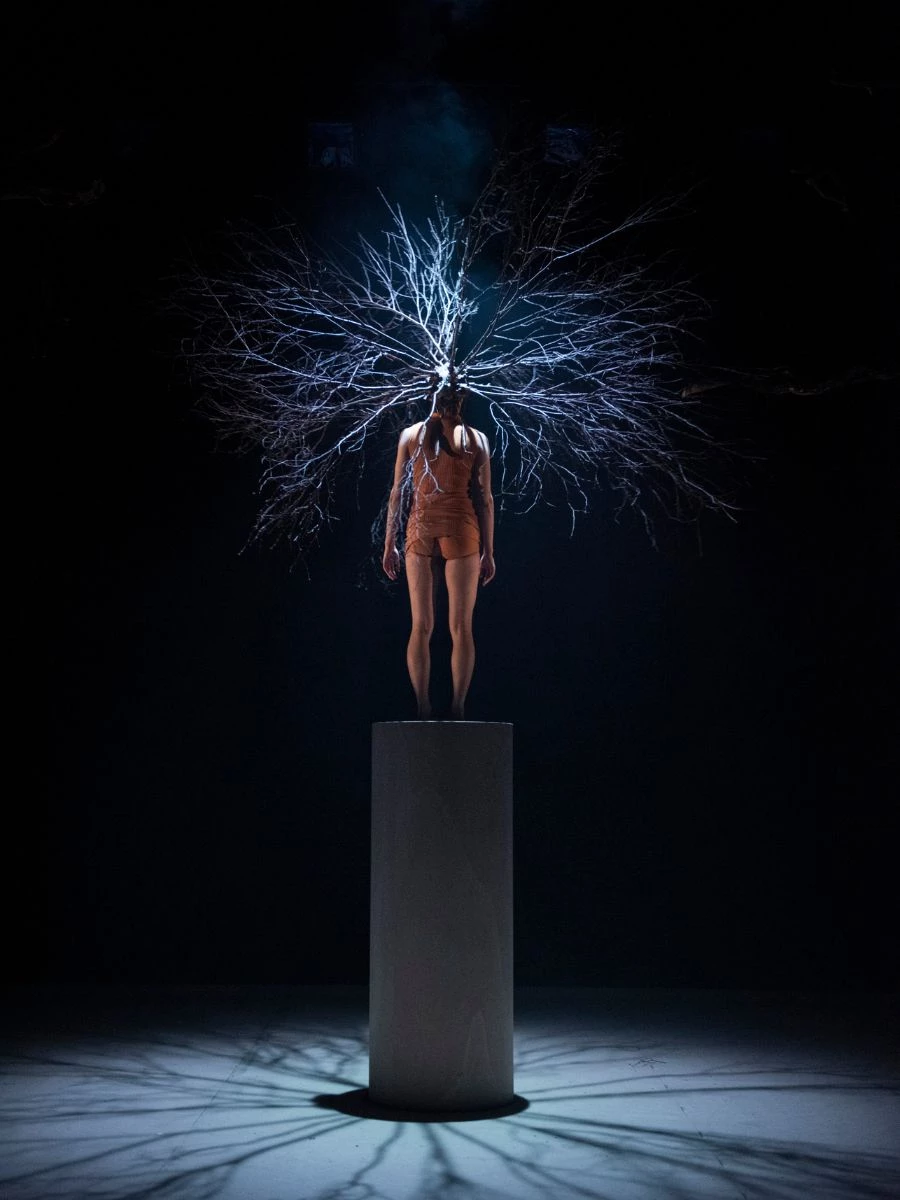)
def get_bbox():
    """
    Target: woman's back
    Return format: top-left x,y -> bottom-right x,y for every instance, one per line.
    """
411,420 -> 477,494
407,420 -> 481,543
